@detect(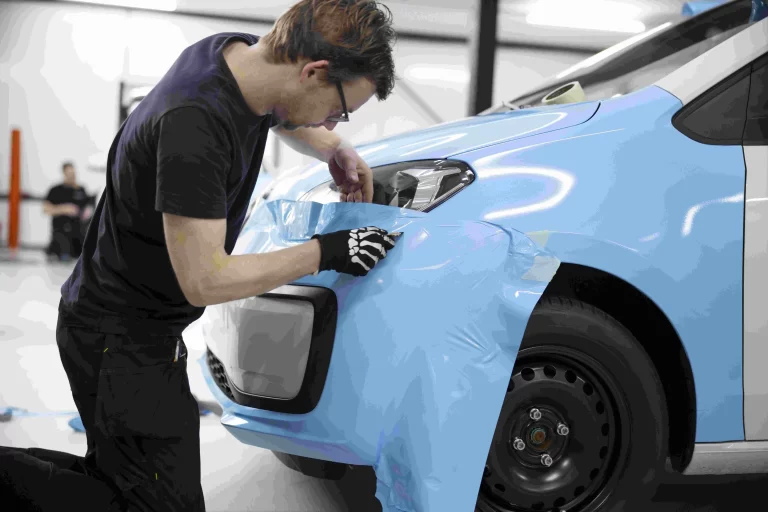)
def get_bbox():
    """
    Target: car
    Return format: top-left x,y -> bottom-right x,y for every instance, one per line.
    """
198,2 -> 768,511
